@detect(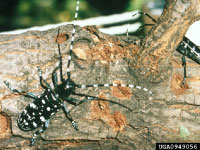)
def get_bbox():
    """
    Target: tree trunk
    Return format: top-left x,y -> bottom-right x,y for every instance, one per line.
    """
1,0 -> 200,149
